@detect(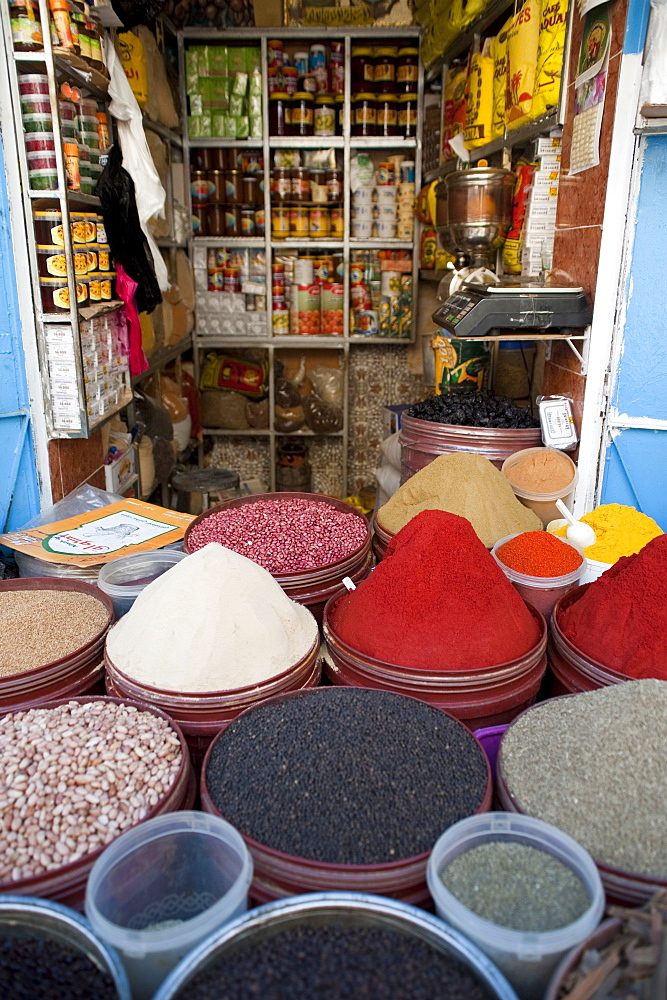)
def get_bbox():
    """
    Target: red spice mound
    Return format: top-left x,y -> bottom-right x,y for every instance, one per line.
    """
559,534 -> 667,678
334,510 -> 541,670
496,531 -> 583,578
